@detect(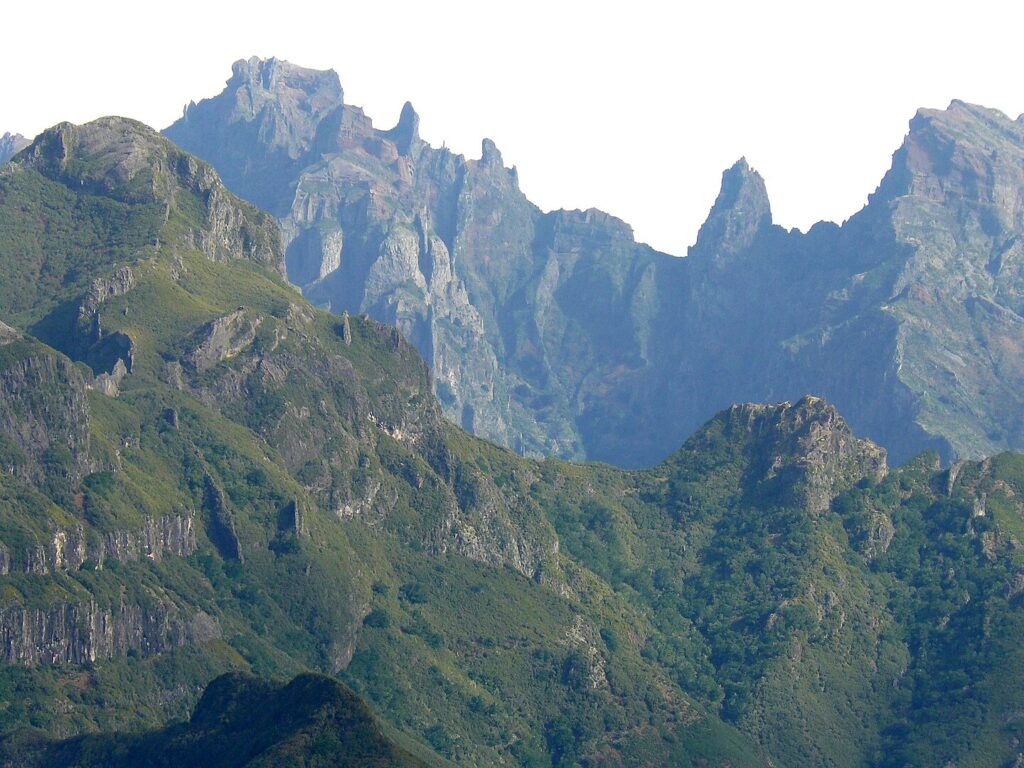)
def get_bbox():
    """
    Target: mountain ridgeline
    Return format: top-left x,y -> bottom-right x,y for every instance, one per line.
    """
5,673 -> 435,768
5,60 -> 1024,768
168,58 -> 1024,467
0,116 -> 765,766
3,114 -> 1024,766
